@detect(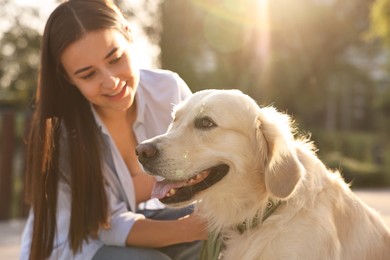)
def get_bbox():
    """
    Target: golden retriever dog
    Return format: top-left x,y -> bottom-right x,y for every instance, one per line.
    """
136,89 -> 390,260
